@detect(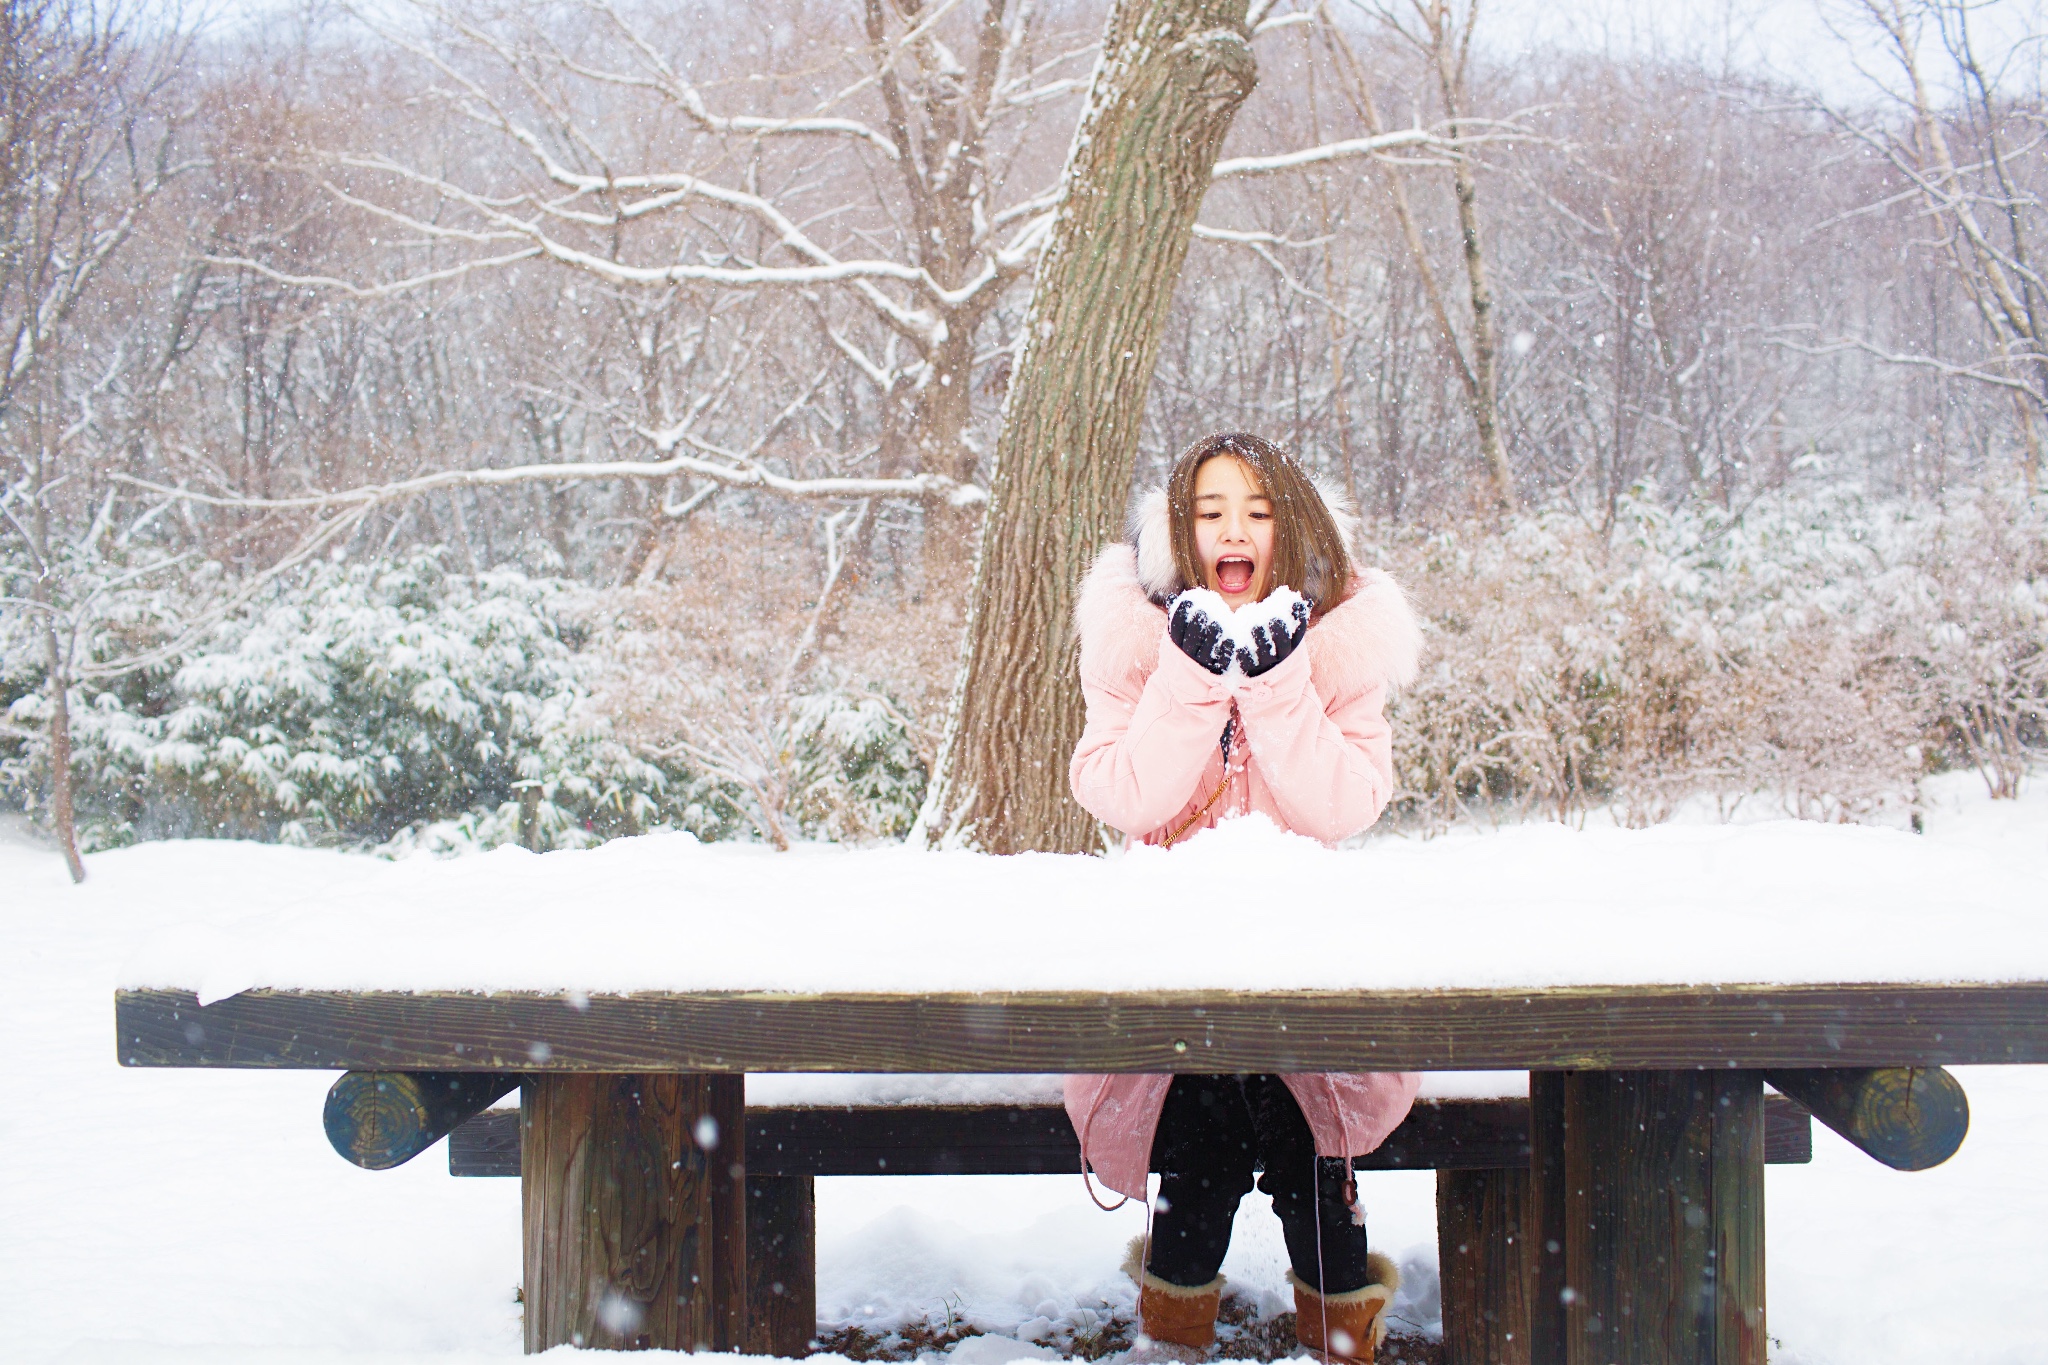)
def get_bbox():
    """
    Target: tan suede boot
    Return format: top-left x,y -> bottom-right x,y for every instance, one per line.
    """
1291,1253 -> 1400,1365
1123,1237 -> 1222,1357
